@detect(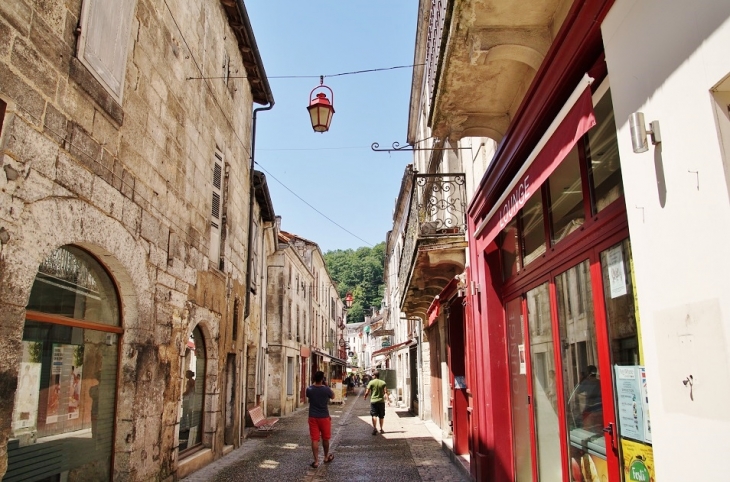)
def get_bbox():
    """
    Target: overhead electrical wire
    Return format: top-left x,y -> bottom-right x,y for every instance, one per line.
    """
253,162 -> 375,247
186,63 -> 423,81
